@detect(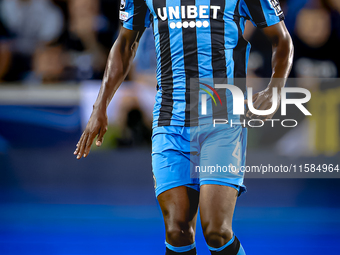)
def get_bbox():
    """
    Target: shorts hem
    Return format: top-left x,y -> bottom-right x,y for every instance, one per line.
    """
200,179 -> 247,196
155,182 -> 199,197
